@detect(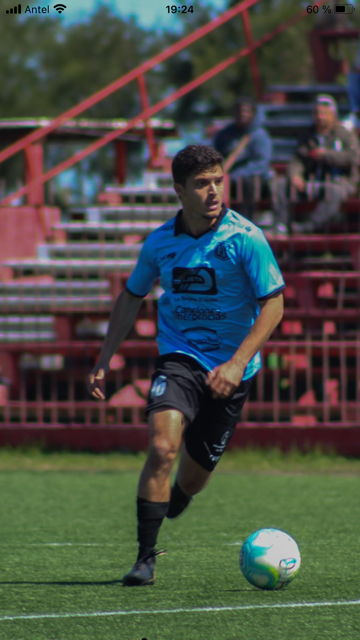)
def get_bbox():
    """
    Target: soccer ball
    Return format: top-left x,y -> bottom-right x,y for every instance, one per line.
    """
240,528 -> 301,590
